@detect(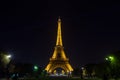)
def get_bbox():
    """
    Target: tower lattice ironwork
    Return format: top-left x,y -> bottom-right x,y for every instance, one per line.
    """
45,18 -> 73,74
